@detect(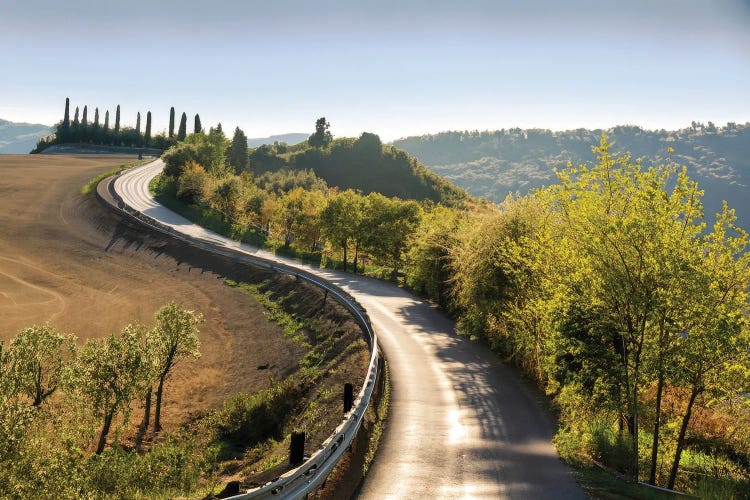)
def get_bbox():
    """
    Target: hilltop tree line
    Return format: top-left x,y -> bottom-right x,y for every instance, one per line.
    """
393,123 -> 750,226
160,123 -> 750,494
32,97 -> 209,152
0,304 -> 203,496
